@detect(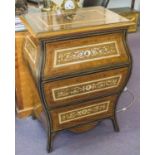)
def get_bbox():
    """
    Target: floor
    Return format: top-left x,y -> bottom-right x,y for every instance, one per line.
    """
15,31 -> 140,155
